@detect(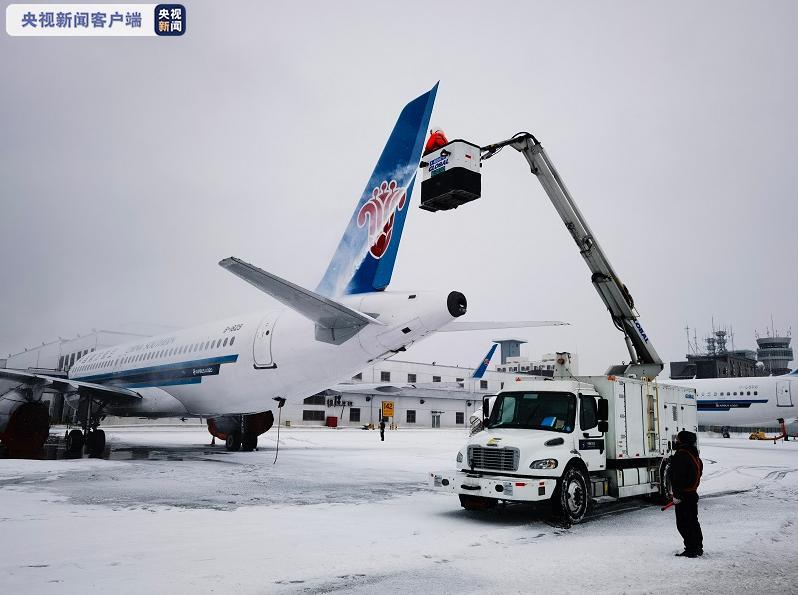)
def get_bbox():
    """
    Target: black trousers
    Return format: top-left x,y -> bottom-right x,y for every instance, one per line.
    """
380,429 -> 384,441
675,495 -> 703,552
